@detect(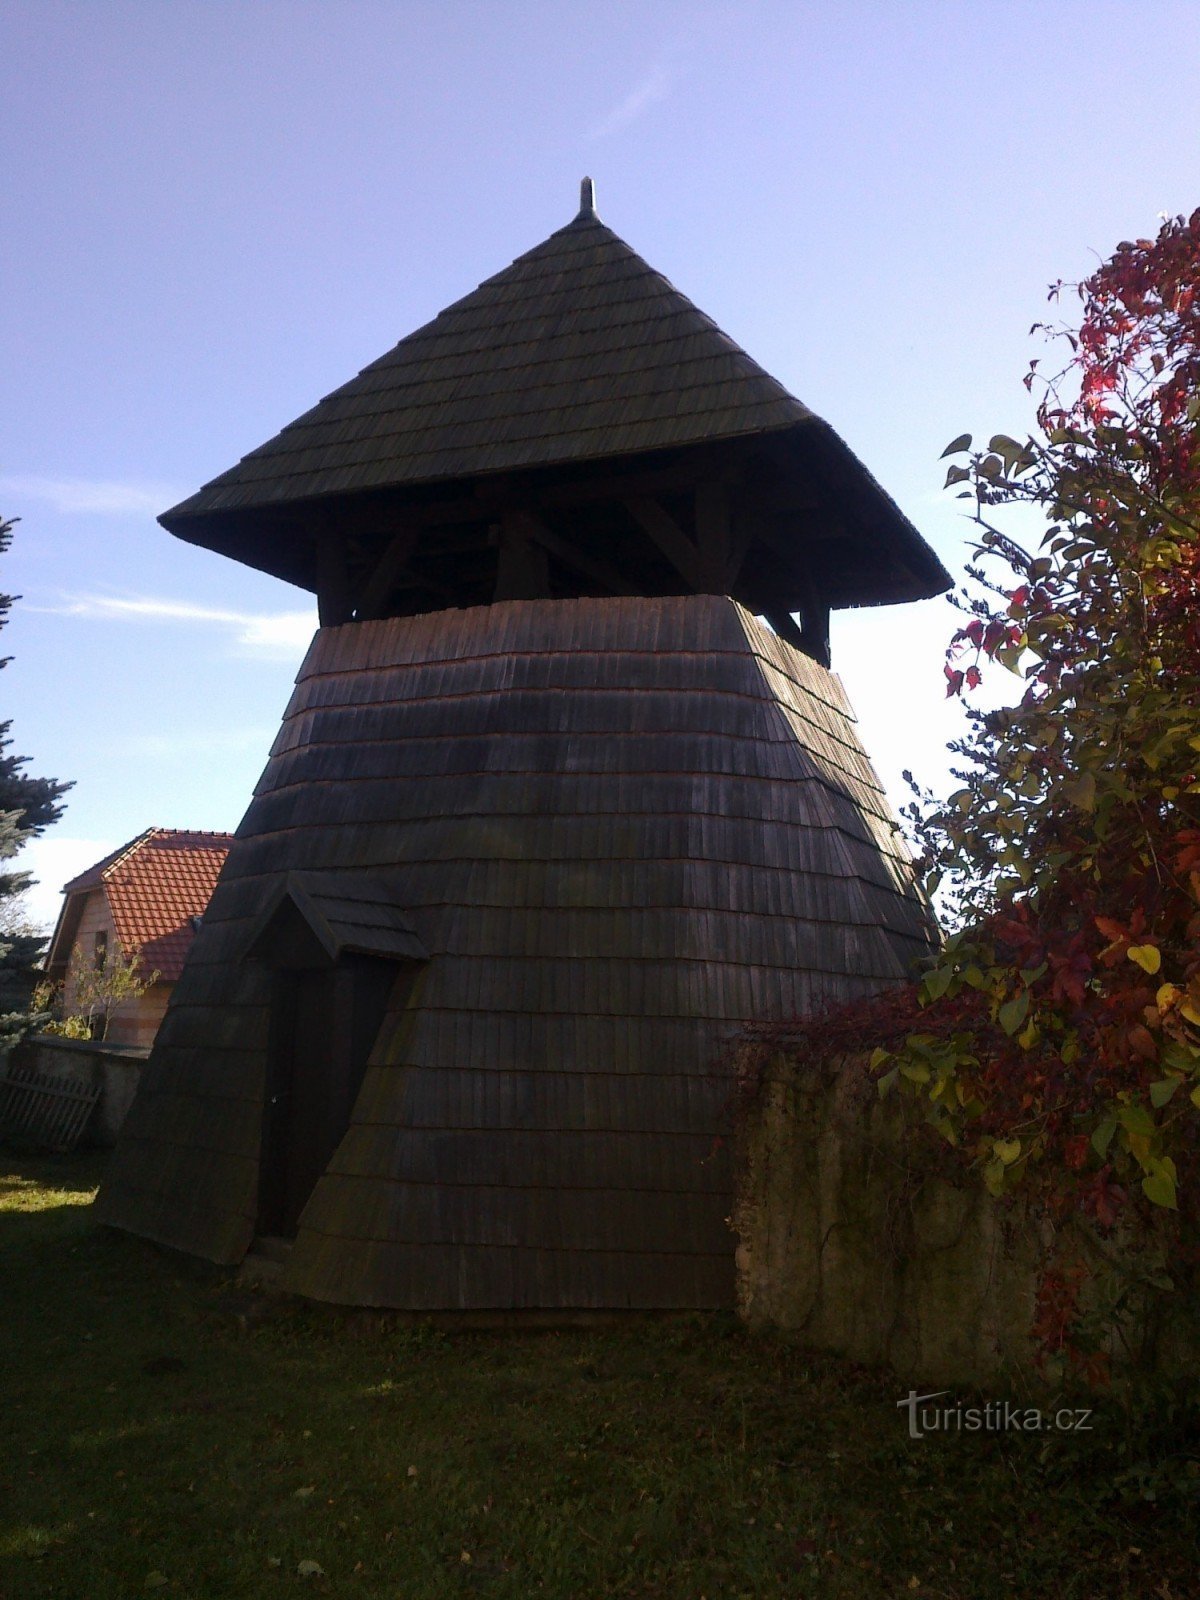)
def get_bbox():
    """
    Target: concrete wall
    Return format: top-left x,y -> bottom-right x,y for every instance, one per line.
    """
8,1034 -> 149,1146
733,1052 -> 1194,1386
